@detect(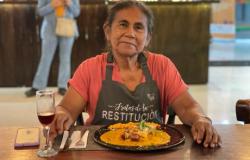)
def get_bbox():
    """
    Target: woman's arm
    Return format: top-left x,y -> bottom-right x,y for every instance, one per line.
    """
58,86 -> 86,121
171,90 -> 221,148
37,0 -> 54,17
49,86 -> 86,139
171,91 -> 205,126
65,0 -> 81,18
